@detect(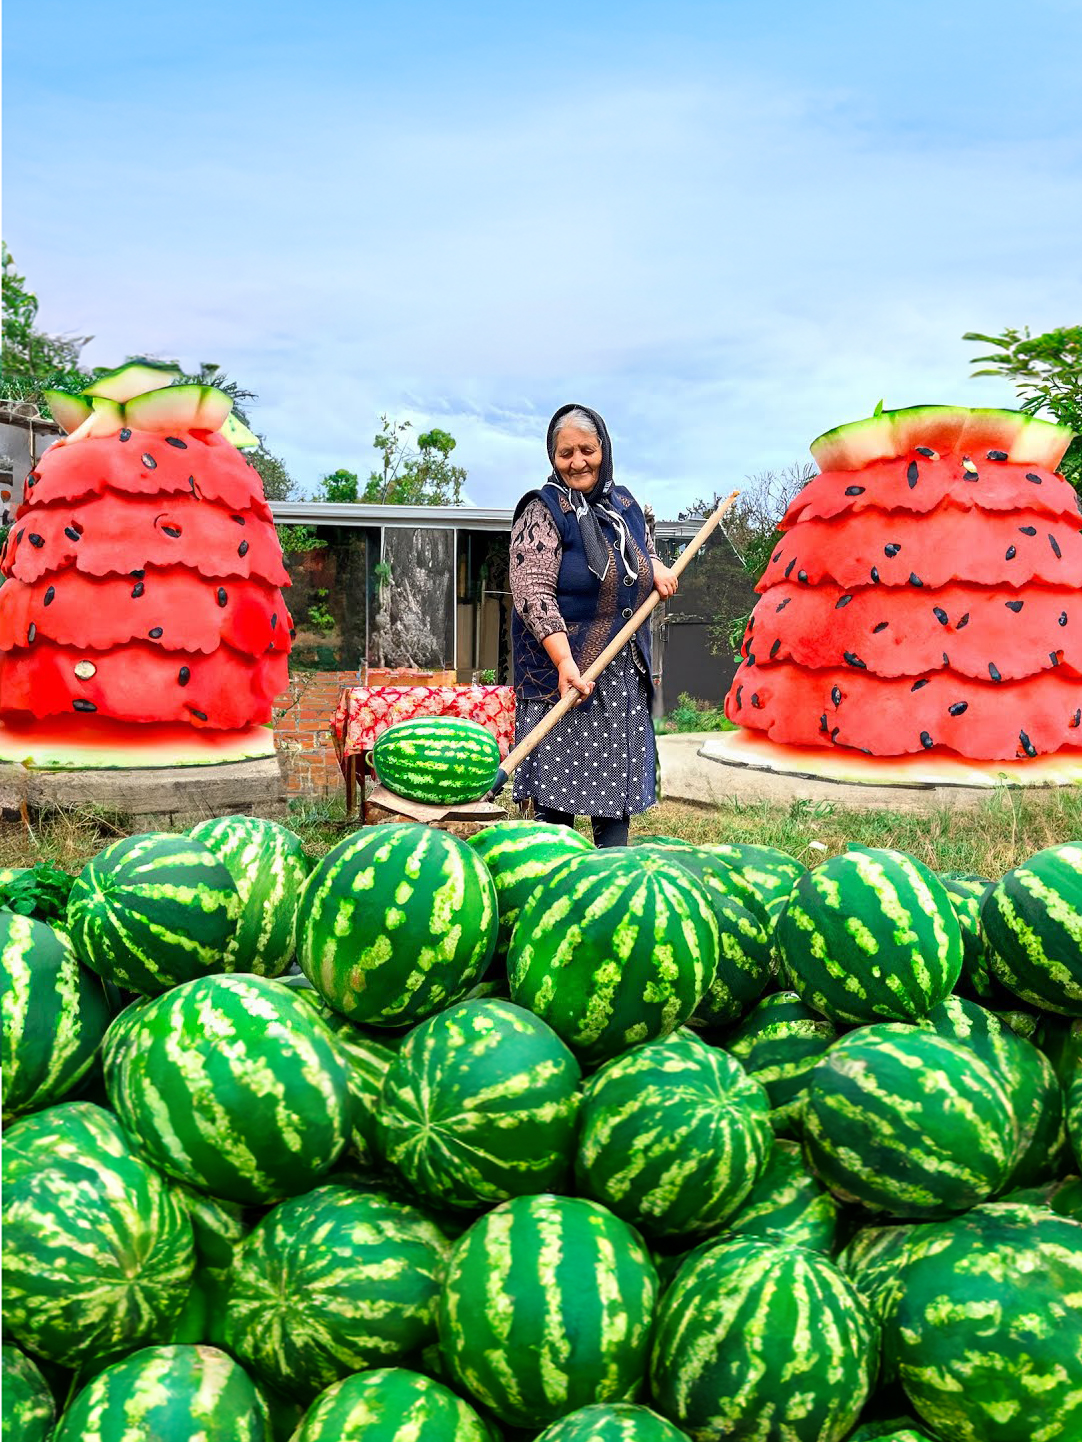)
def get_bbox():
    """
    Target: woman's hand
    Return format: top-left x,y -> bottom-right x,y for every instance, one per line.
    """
652,560 -> 679,599
557,657 -> 594,703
